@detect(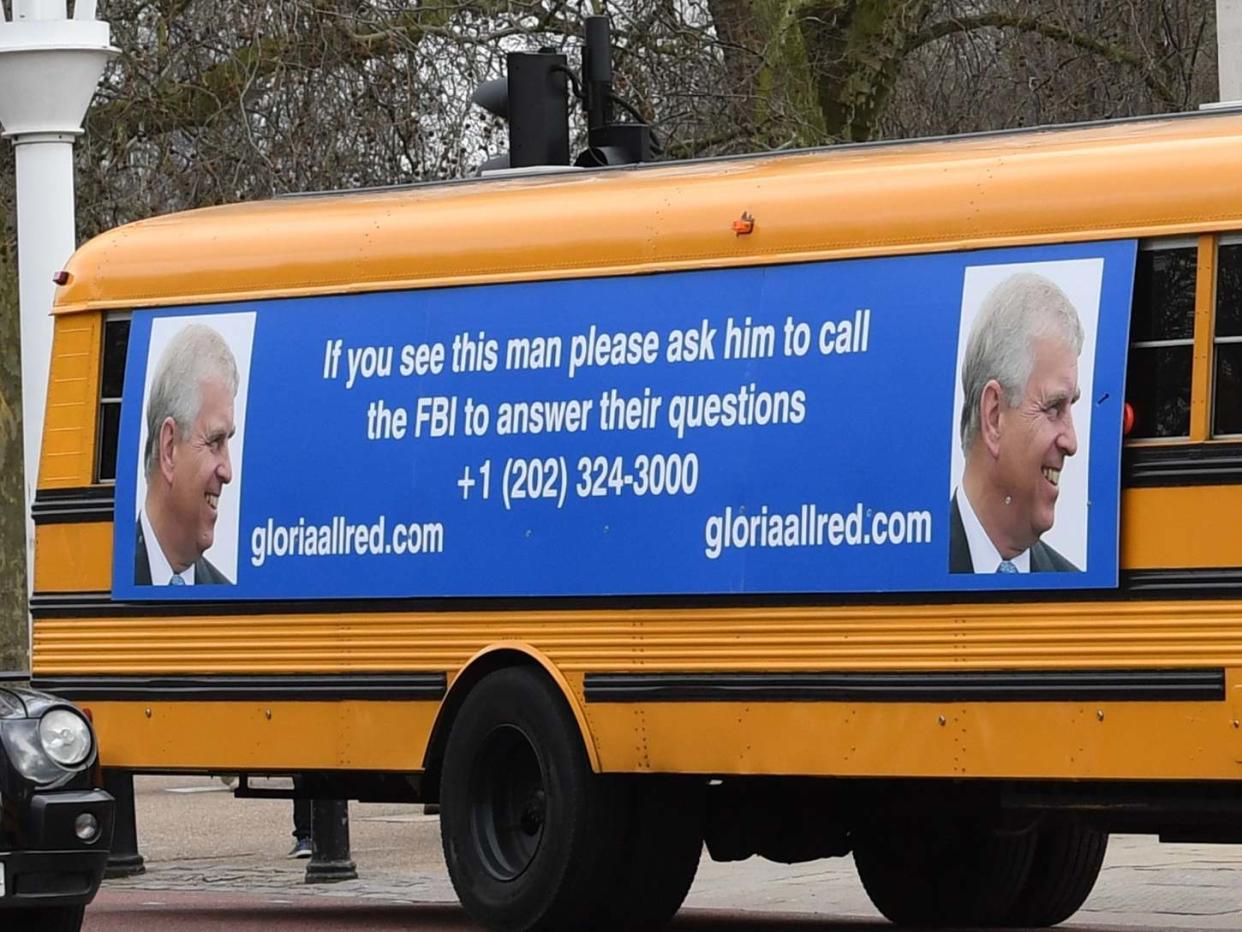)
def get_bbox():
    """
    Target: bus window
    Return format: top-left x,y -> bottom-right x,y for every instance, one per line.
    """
95,315 -> 130,483
1213,241 -> 1242,436
1126,245 -> 1195,439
